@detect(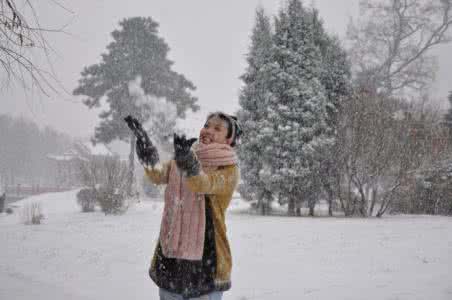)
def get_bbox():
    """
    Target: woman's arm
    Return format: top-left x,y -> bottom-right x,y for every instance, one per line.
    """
185,165 -> 239,195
